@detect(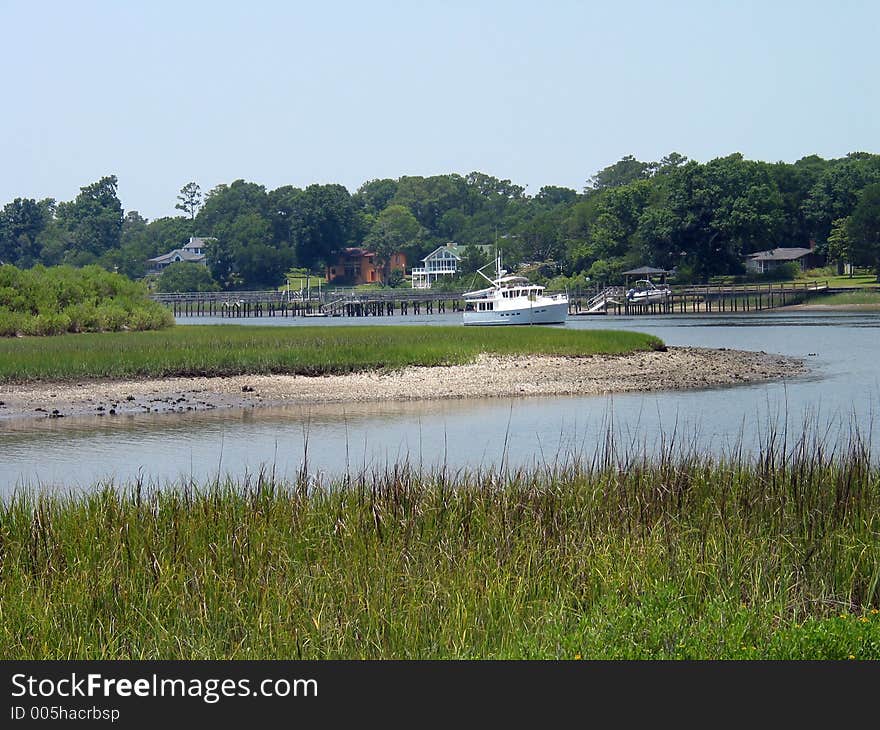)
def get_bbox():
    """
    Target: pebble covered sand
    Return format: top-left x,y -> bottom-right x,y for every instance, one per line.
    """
0,347 -> 806,421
